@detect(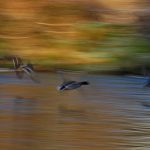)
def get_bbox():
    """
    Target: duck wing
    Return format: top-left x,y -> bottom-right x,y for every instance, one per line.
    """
12,56 -> 23,69
22,64 -> 40,83
57,69 -> 87,82
10,56 -> 24,78
57,70 -> 68,82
